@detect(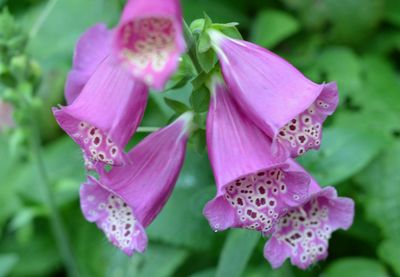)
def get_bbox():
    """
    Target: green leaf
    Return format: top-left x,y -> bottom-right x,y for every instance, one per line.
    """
197,48 -> 217,73
13,136 -> 85,205
336,56 -> 400,137
107,245 -> 188,277
216,229 -> 260,277
378,238 -> 400,276
147,185 -> 215,251
325,0 -> 384,44
323,257 -> 387,277
384,0 -> 400,27
0,231 -> 61,276
164,97 -> 190,114
0,254 -> 18,277
298,126 -> 386,186
190,86 -> 210,113
165,56 -> 195,91
190,268 -> 217,277
355,141 -> 400,239
250,10 -> 299,48
24,0 -> 119,69
213,23 -> 242,40
198,13 -> 213,53
317,47 -> 362,99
